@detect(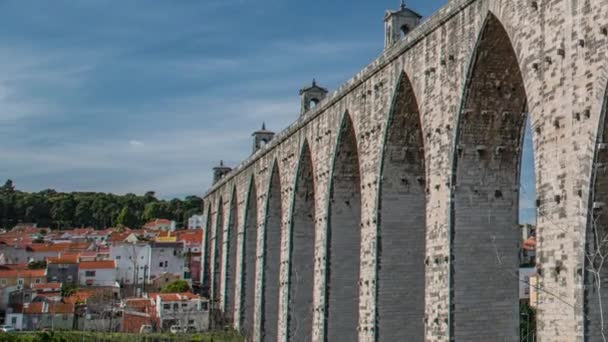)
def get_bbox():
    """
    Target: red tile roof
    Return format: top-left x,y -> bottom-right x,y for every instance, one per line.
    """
27,242 -> 90,253
151,292 -> 200,302
47,254 -> 80,264
79,260 -> 115,270
23,302 -> 73,314
176,230 -> 203,245
23,302 -> 43,314
32,282 -> 61,290
0,269 -> 45,278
